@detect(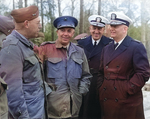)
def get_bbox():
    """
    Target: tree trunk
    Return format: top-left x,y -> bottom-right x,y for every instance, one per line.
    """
141,0 -> 146,47
98,0 -> 101,15
51,0 -> 55,41
18,0 -> 23,8
71,0 -> 75,16
41,0 -> 44,32
52,0 -> 55,41
79,0 -> 84,34
58,0 -> 62,17
47,0 -> 55,41
35,0 -> 39,6
24,0 -> 27,7
13,0 -> 15,9
146,24 -> 150,61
